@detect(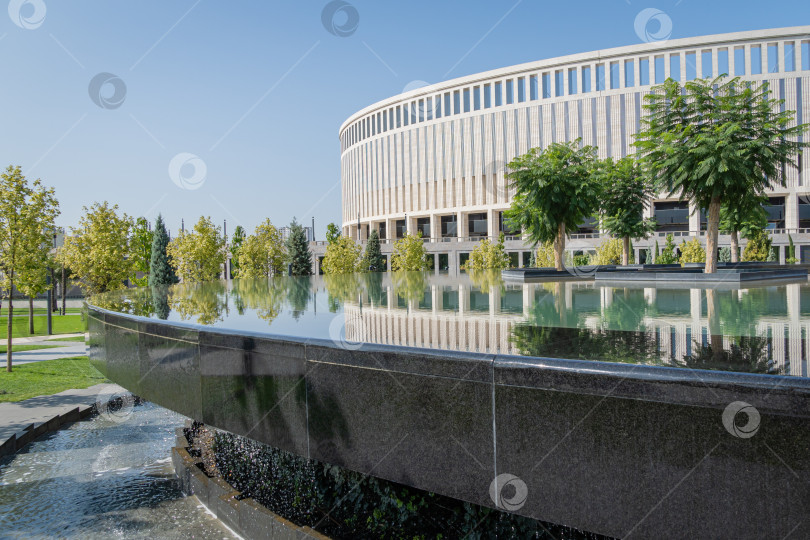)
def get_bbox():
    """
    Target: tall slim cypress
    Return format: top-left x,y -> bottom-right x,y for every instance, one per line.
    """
287,218 -> 312,276
363,229 -> 385,271
149,214 -> 178,286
